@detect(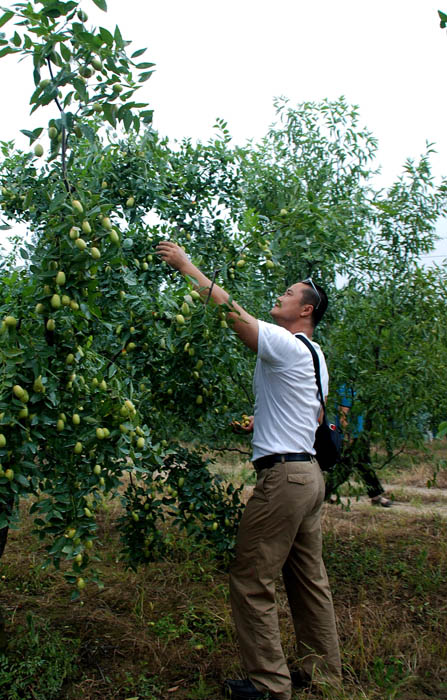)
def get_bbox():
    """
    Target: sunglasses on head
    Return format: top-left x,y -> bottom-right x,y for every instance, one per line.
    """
302,278 -> 321,310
